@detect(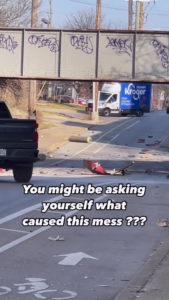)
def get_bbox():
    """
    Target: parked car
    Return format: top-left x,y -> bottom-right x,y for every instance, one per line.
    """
166,102 -> 169,114
54,95 -> 87,106
78,98 -> 88,106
